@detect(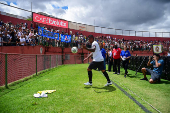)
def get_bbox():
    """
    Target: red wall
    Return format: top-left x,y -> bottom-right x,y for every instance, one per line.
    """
1,46 -> 166,56
0,46 -> 45,54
